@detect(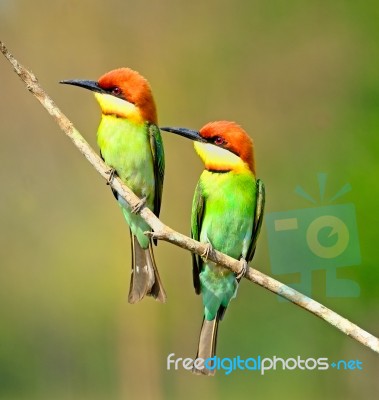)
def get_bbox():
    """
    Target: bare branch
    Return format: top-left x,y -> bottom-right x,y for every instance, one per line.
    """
1,40 -> 378,354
